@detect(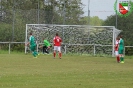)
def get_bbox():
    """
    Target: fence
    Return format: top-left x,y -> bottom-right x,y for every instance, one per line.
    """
1,42 -> 132,57
0,42 -> 24,54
